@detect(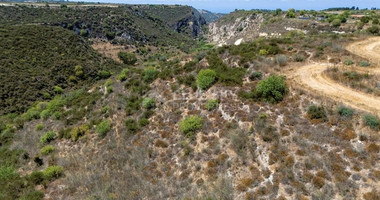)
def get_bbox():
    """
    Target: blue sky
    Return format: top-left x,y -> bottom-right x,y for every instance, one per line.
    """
74,0 -> 379,13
